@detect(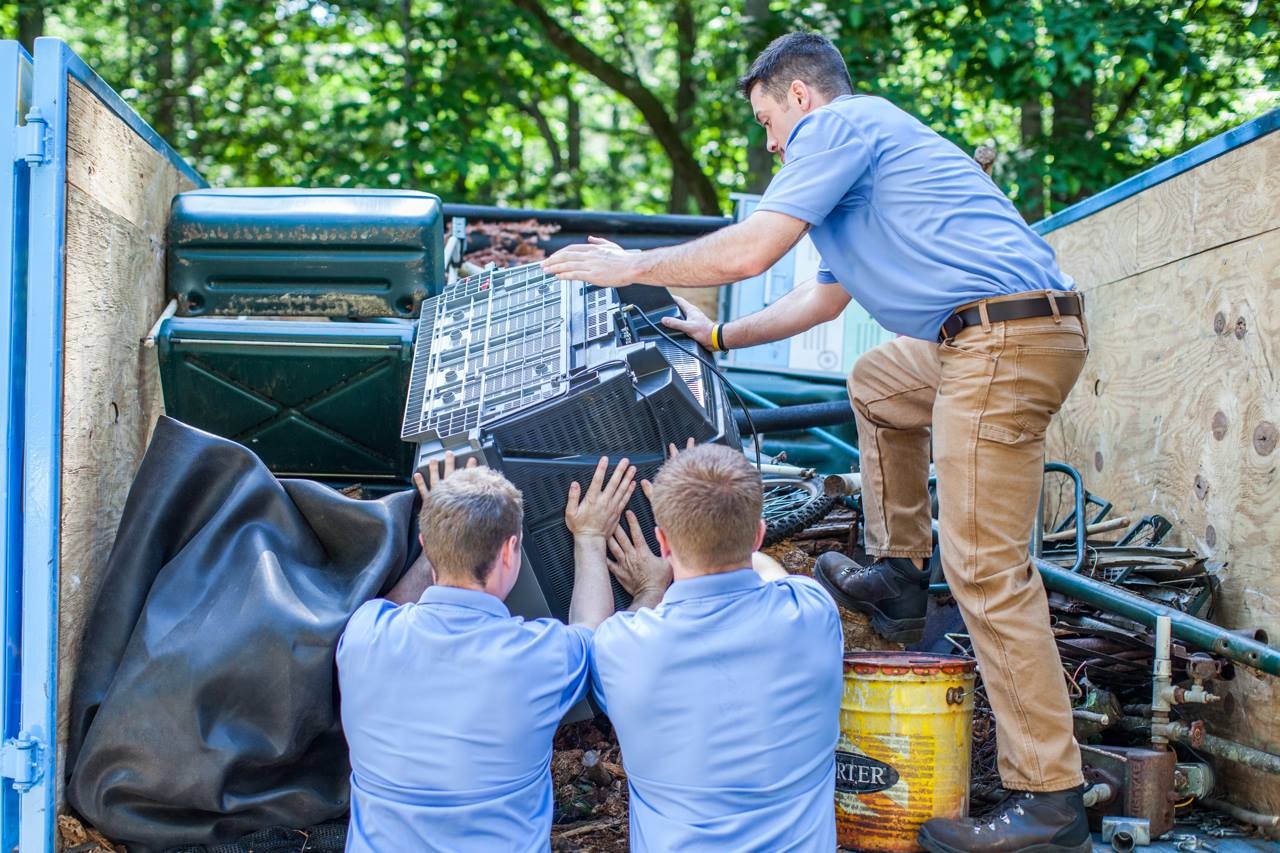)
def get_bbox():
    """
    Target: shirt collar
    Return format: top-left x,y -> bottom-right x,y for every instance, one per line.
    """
784,93 -> 858,149
662,568 -> 764,604
420,584 -> 510,618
